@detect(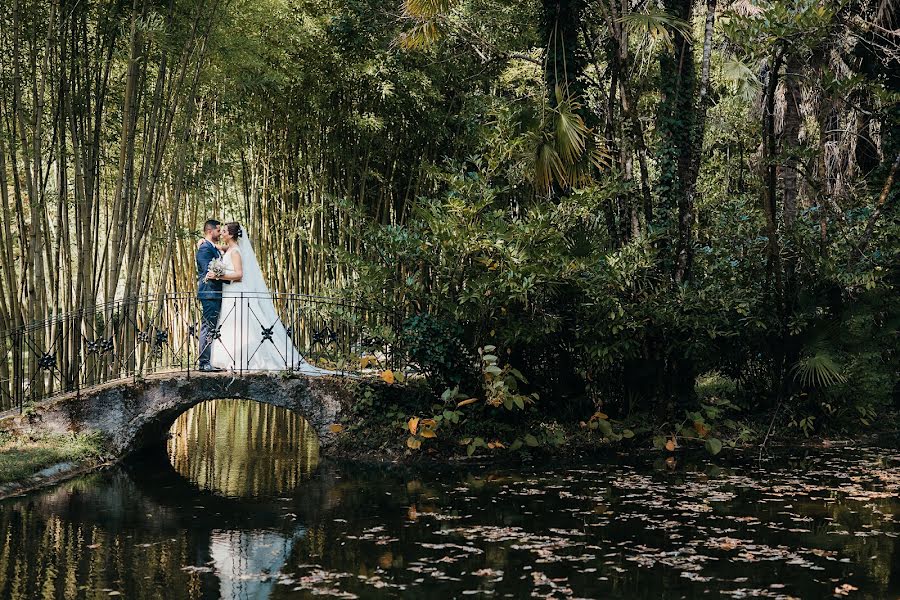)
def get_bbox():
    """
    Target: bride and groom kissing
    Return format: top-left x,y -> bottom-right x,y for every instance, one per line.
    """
195,219 -> 325,375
